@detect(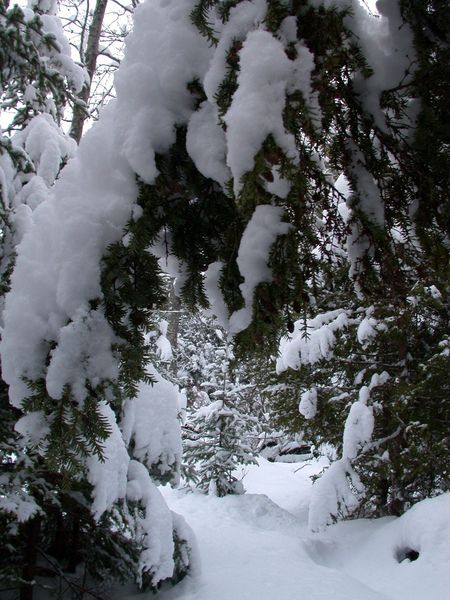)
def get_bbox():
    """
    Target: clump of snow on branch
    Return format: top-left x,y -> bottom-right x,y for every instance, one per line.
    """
24,0 -> 86,95
13,410 -> 50,447
229,205 -> 290,335
311,0 -> 417,132
309,371 -> 390,530
150,228 -> 189,296
125,458 -> 197,586
0,151 -> 17,232
337,146 -> 381,294
357,306 -> 379,346
287,35 -> 323,131
346,141 -> 384,227
87,402 -> 129,520
0,489 -> 40,524
186,101 -> 231,188
126,460 -> 176,585
332,172 -> 371,295
45,308 -> 119,404
342,386 -> 374,460
224,29 -> 299,194
349,0 -> 417,132
114,0 -> 211,184
277,309 -> 350,373
13,115 -> 76,191
121,366 -> 183,485
203,261 -> 229,329
6,114 -> 77,247
299,387 -> 318,420
189,1 -> 319,197
155,319 -> 173,362
308,458 -> 364,531
203,0 -> 267,103
0,0 -> 84,265
264,165 -> 291,199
